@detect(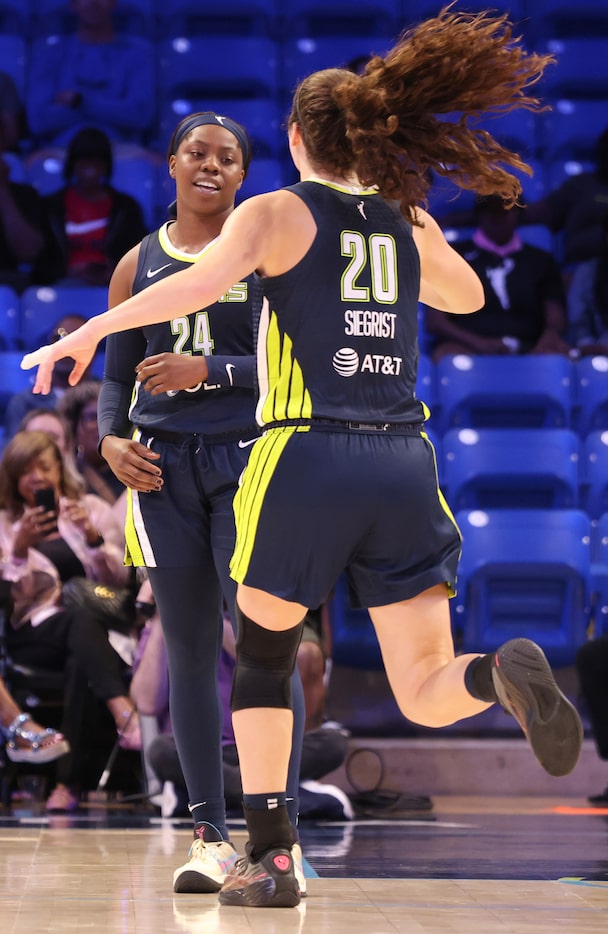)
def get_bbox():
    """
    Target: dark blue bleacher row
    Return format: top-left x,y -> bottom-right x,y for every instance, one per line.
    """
1,0 -> 607,233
